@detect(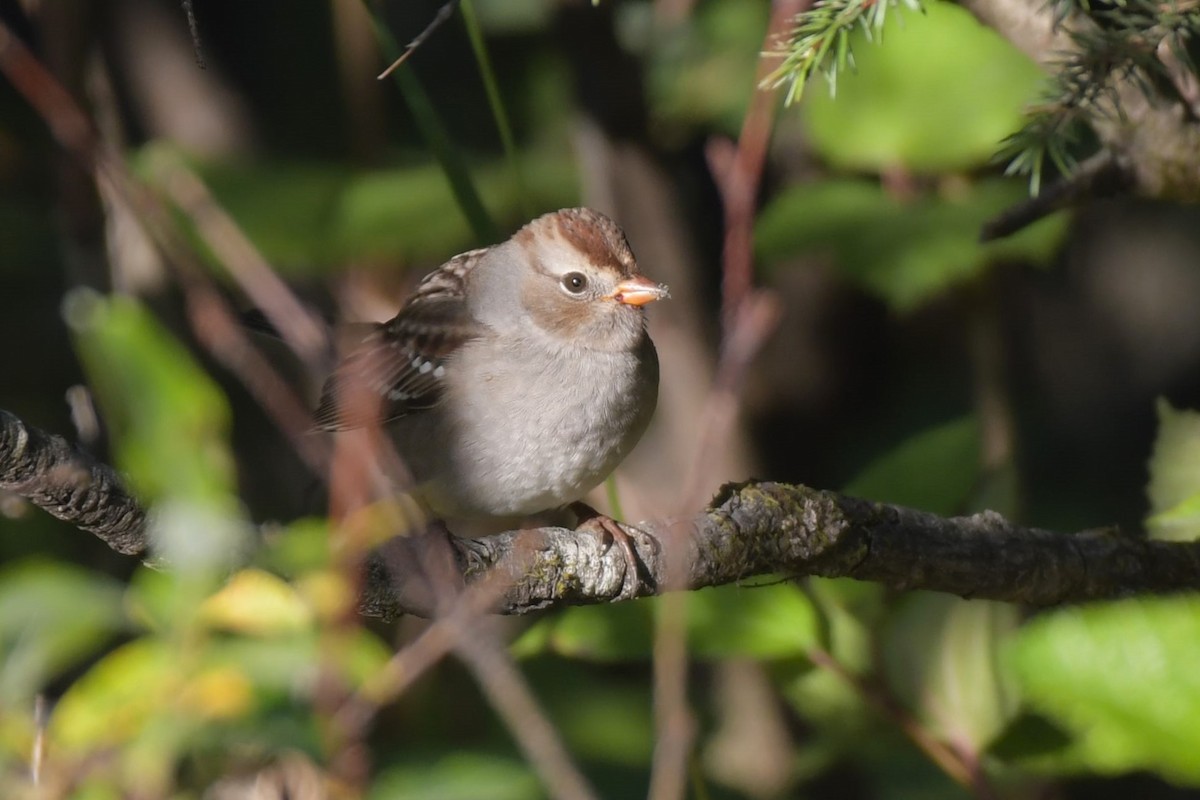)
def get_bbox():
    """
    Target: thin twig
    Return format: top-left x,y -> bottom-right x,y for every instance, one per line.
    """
807,647 -> 996,798
376,0 -> 461,79
148,154 -> 330,370
180,1 -> 205,69
650,7 -> 805,796
456,629 -> 601,800
980,151 -> 1128,240
710,0 -> 810,331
